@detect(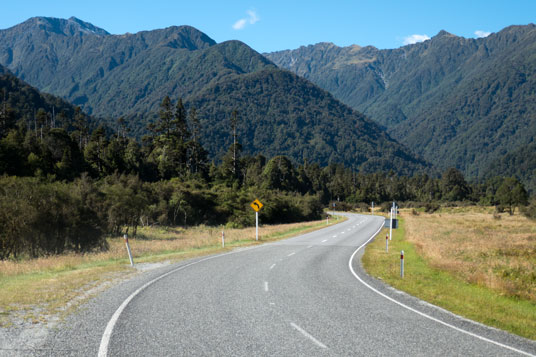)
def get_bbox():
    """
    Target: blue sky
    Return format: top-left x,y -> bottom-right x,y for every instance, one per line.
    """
0,1 -> 534,53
